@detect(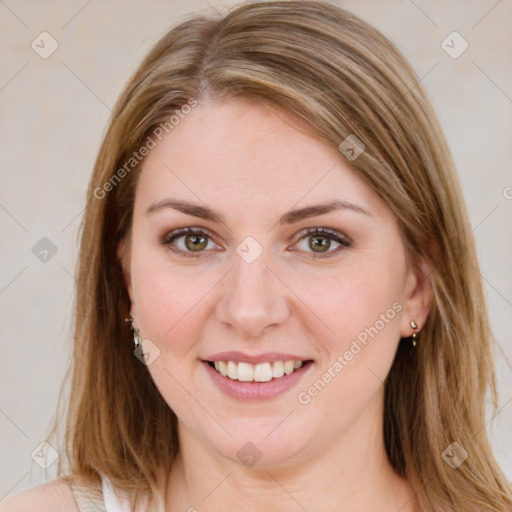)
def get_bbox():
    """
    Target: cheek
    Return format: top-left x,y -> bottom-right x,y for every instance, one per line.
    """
128,247 -> 217,416
296,261 -> 404,412
129,244 -> 218,351
293,264 -> 404,428
308,259 -> 404,407
291,256 -> 404,354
